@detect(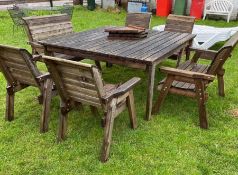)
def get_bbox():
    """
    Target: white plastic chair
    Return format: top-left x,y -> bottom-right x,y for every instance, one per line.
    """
203,0 -> 234,23
152,24 -> 238,49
